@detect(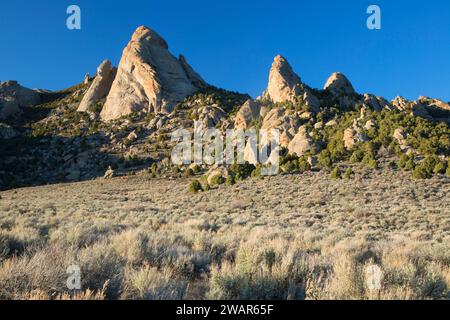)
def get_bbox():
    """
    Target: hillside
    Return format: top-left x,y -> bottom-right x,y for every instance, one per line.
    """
0,27 -> 449,191
0,163 -> 449,299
